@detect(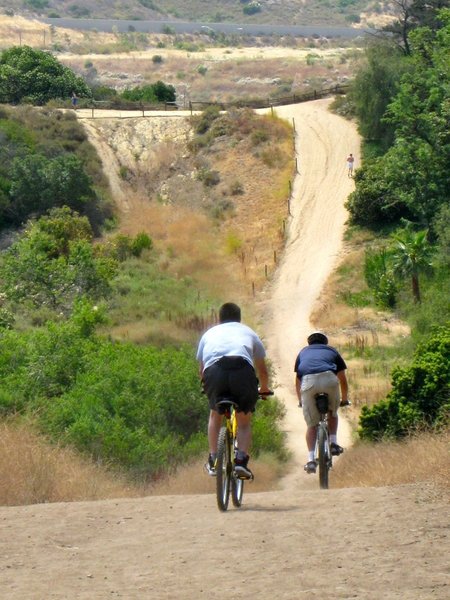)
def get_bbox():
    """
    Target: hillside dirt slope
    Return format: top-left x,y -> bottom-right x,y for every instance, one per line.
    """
1,100 -> 448,600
